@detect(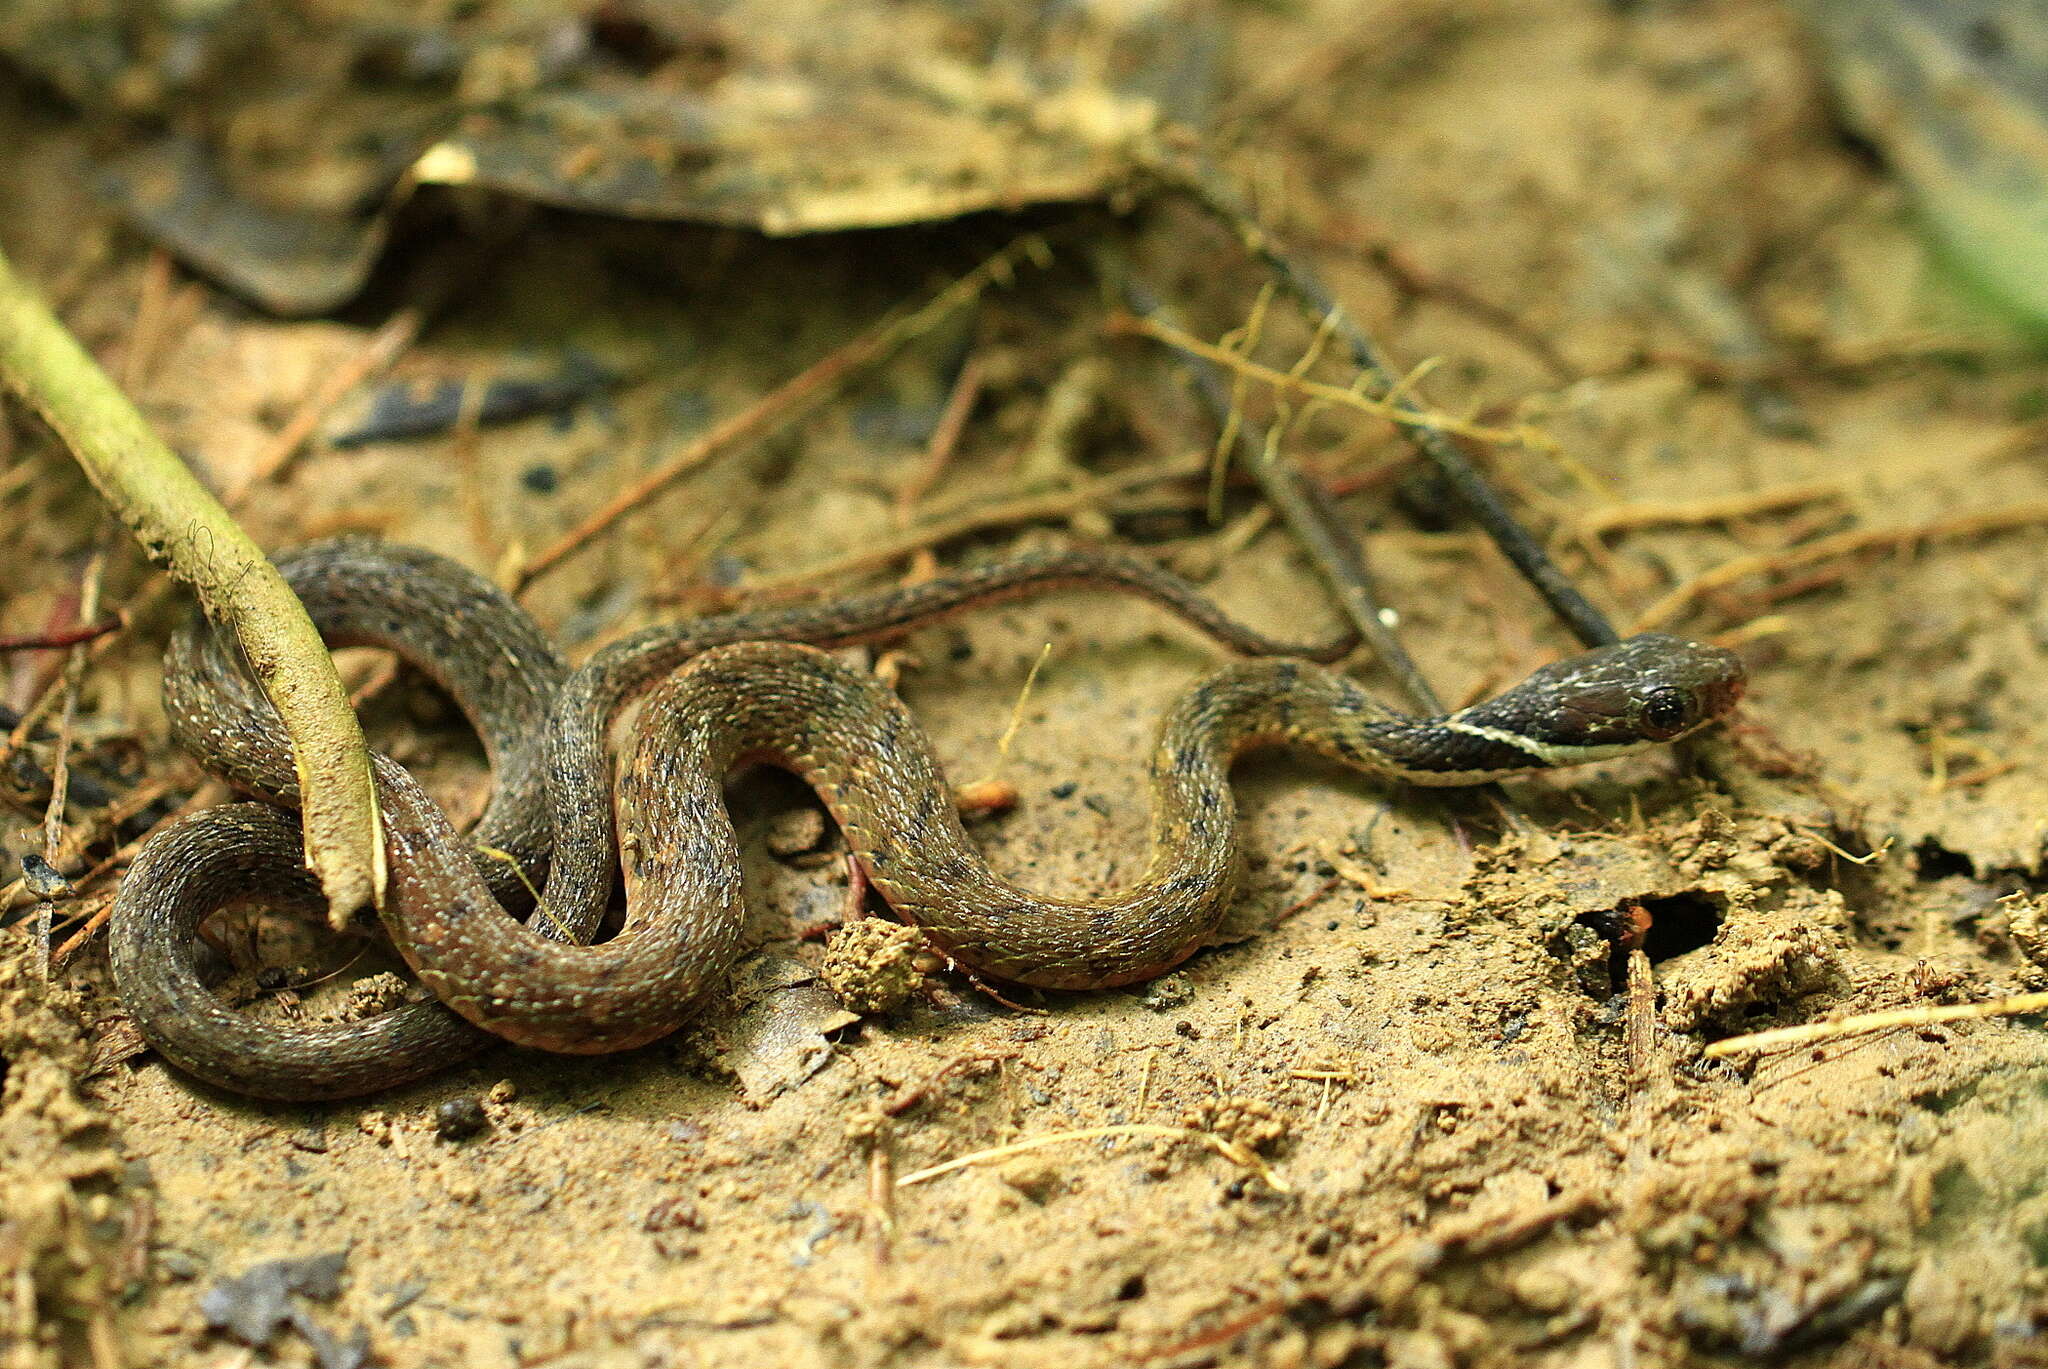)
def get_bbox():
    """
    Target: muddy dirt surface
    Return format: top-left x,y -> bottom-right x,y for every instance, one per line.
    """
4,2 -> 2048,1366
